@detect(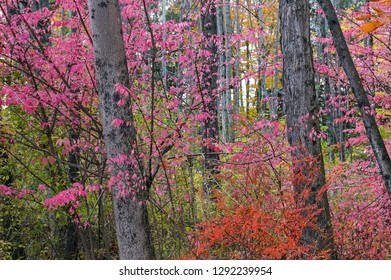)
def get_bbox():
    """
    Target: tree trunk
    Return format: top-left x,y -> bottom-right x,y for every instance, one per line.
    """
317,0 -> 391,200
177,0 -> 190,106
87,0 -> 155,259
317,11 -> 337,162
257,1 -> 267,120
201,0 -> 220,194
245,0 -> 253,119
224,0 -> 234,142
279,0 -> 337,258
64,130 -> 80,260
234,0 -> 241,116
218,3 -> 228,142
271,12 -> 280,121
245,41 -> 251,119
